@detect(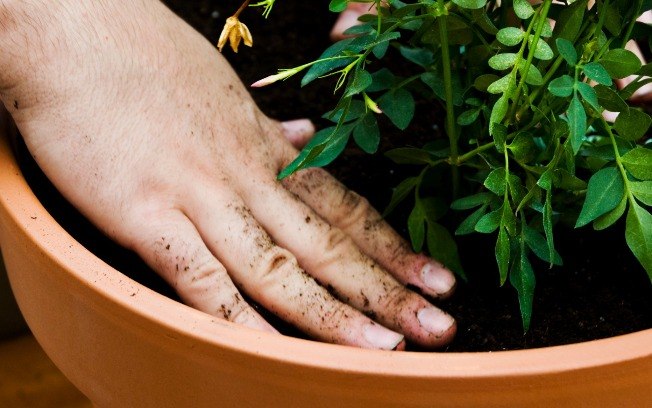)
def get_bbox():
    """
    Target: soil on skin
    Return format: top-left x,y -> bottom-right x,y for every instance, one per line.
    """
17,0 -> 651,352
